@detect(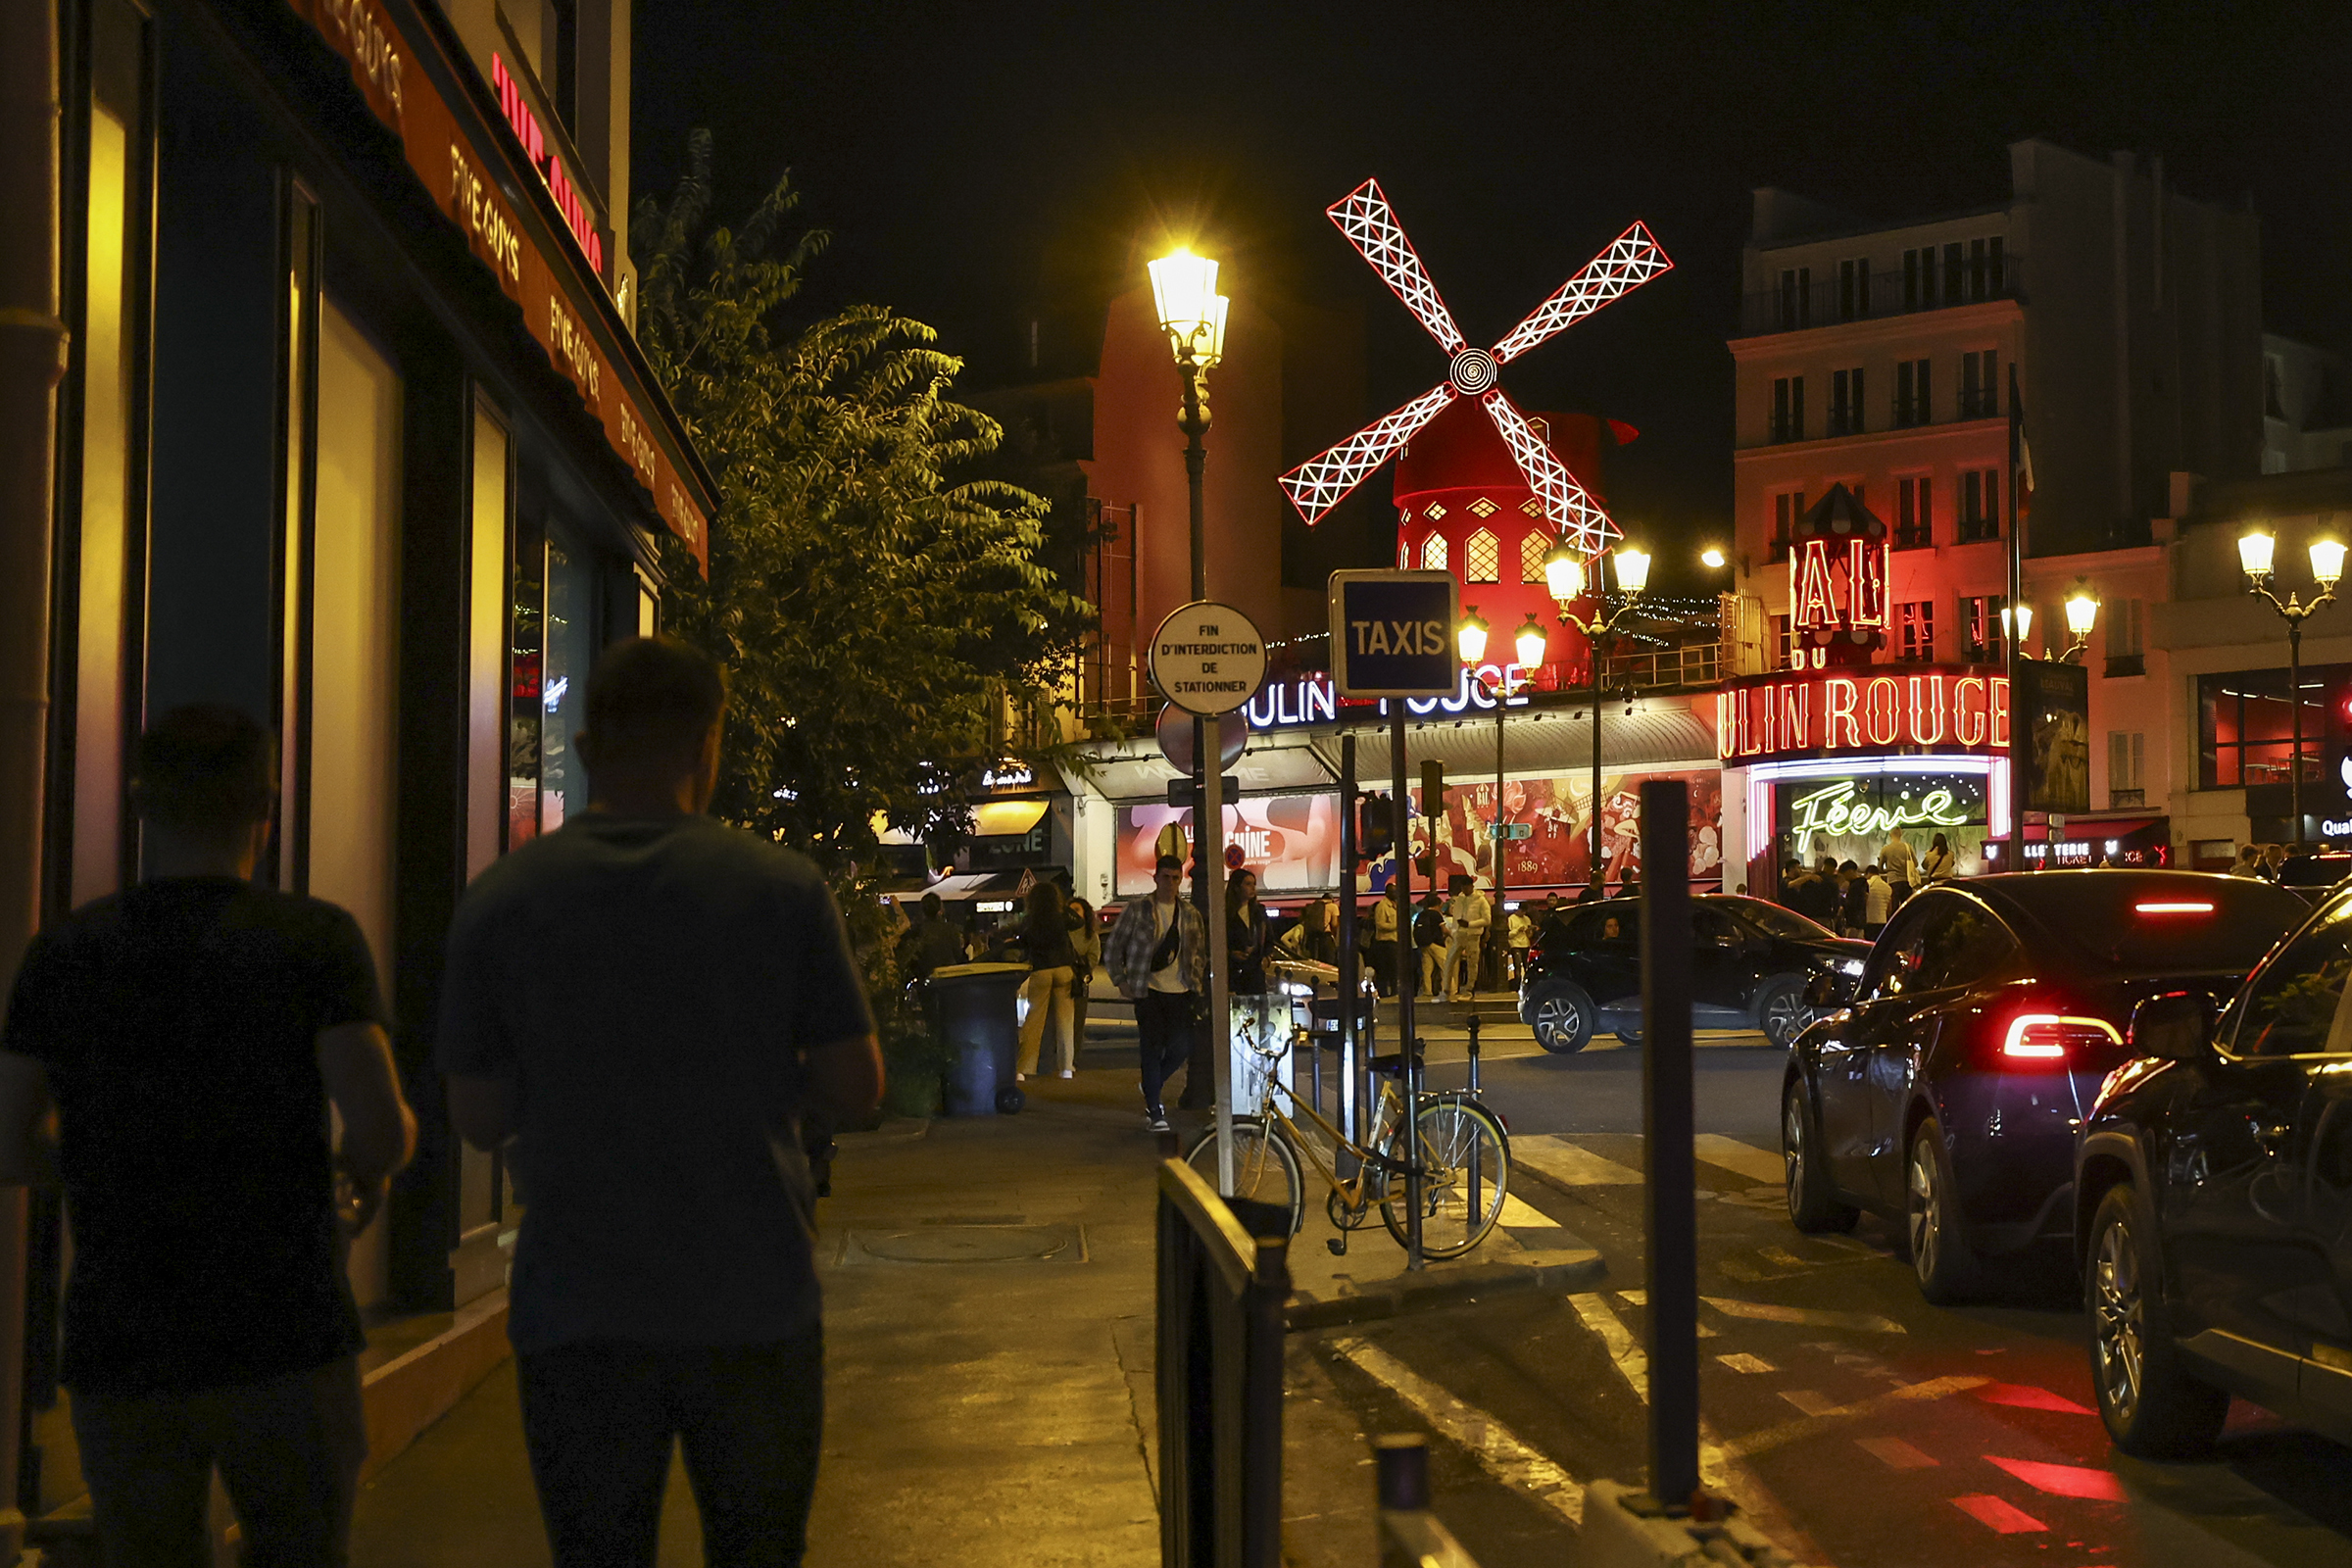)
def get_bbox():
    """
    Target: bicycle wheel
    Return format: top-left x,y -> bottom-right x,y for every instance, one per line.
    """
1380,1100 -> 1510,1259
1184,1117 -> 1304,1237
